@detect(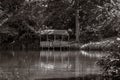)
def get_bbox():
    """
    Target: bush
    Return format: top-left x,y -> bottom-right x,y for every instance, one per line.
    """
81,37 -> 120,51
97,52 -> 120,79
